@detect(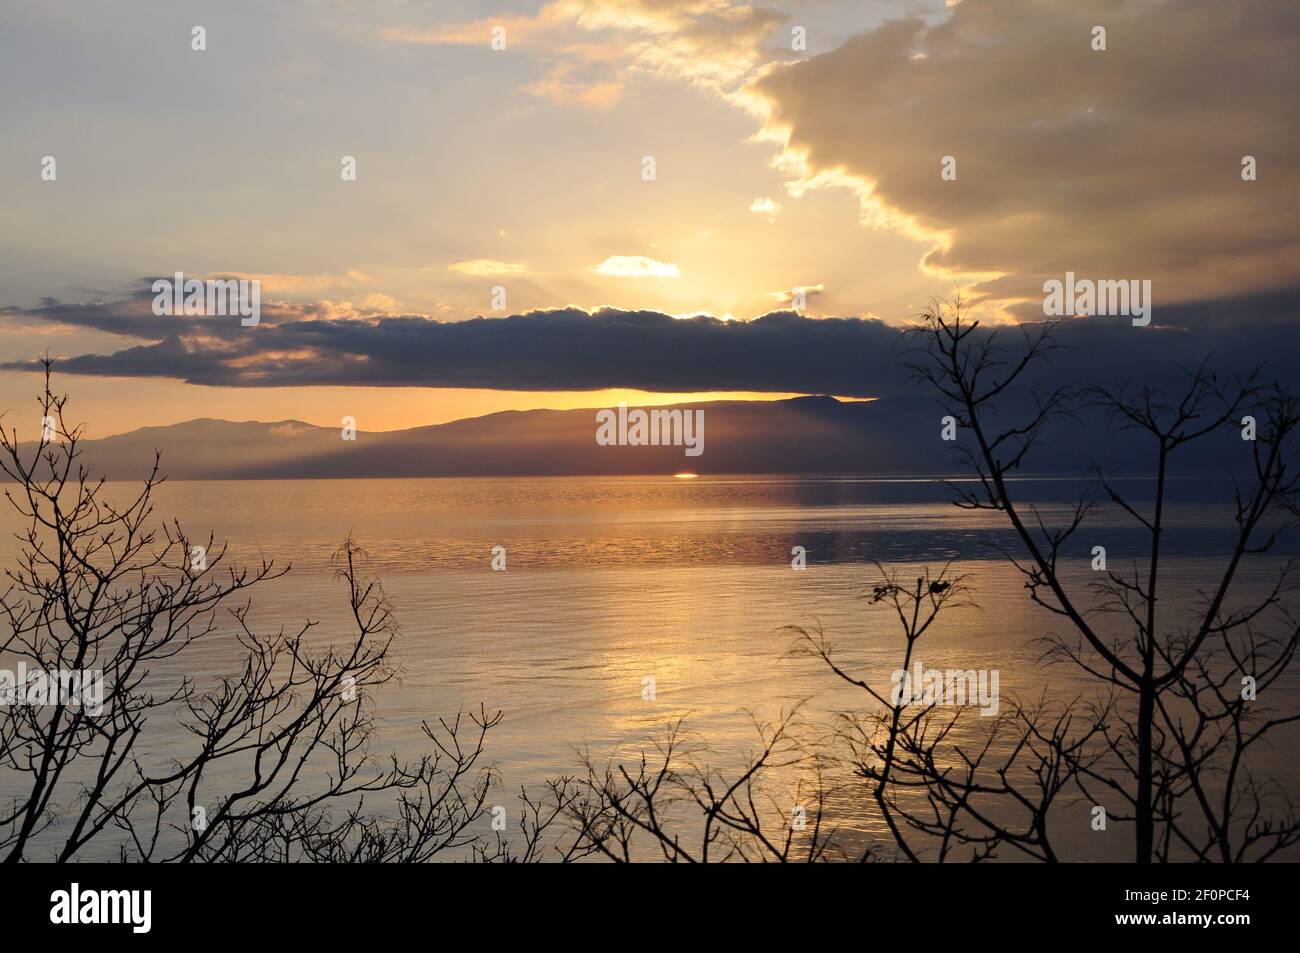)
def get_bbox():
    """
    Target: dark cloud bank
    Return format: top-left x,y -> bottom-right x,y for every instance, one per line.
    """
3,283 -> 1299,399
